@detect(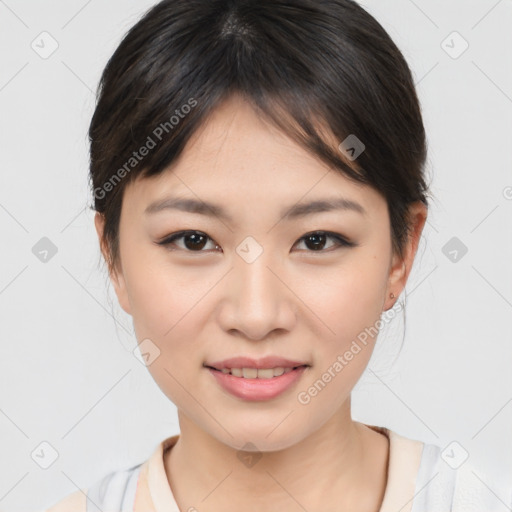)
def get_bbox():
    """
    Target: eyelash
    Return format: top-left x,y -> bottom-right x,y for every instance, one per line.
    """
156,230 -> 356,253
